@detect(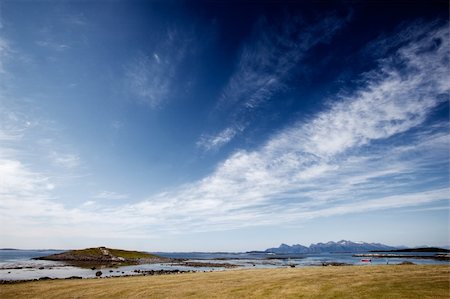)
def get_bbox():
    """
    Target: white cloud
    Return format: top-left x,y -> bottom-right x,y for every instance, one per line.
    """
153,53 -> 160,64
0,37 -> 12,75
125,28 -> 194,108
0,158 -> 51,197
197,127 -> 240,151
199,13 -> 348,150
94,191 -> 129,200
82,200 -> 96,207
36,40 -> 70,51
63,13 -> 88,27
49,152 -> 80,169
